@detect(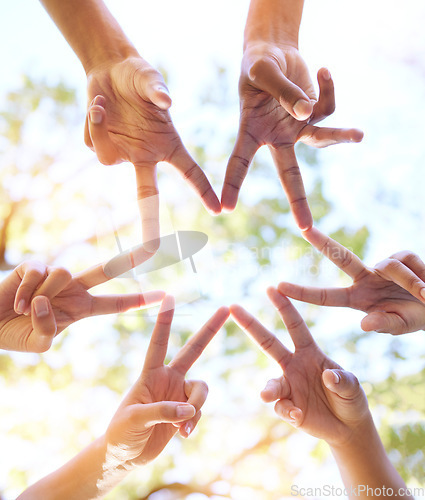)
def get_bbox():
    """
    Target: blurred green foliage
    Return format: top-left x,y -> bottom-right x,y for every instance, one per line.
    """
1,66 -> 424,500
